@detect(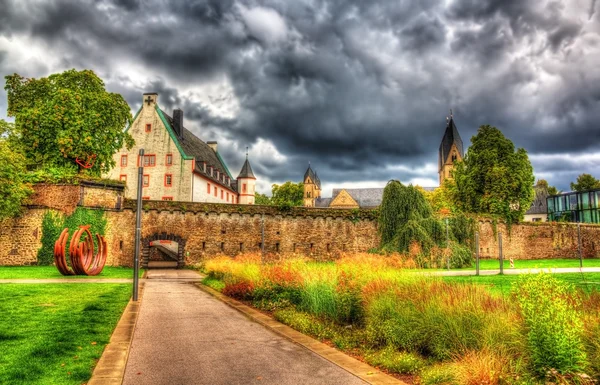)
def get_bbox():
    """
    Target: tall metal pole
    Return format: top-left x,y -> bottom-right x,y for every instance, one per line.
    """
133,149 -> 144,301
445,218 -> 450,270
498,231 -> 503,275
261,214 -> 265,264
475,231 -> 480,276
578,223 -> 583,268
